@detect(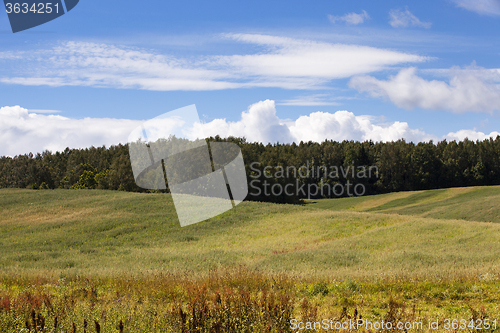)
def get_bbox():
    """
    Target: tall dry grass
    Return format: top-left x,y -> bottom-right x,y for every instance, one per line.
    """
0,267 -> 498,332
